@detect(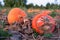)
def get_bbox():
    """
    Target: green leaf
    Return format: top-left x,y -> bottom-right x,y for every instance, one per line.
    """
34,32 -> 39,38
0,21 -> 5,28
33,29 -> 39,38
0,29 -> 12,37
43,33 -> 53,38
50,12 -> 57,18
